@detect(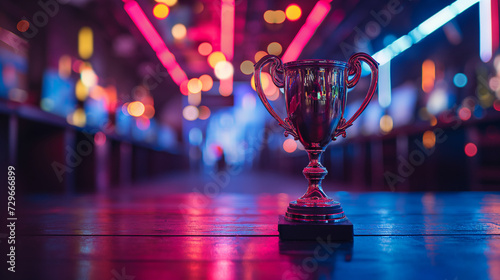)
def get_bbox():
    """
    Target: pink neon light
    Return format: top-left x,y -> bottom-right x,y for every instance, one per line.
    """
221,0 -> 235,60
219,0 -> 235,95
492,0 -> 499,51
124,1 -> 165,52
124,1 -> 187,85
282,0 -> 332,63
